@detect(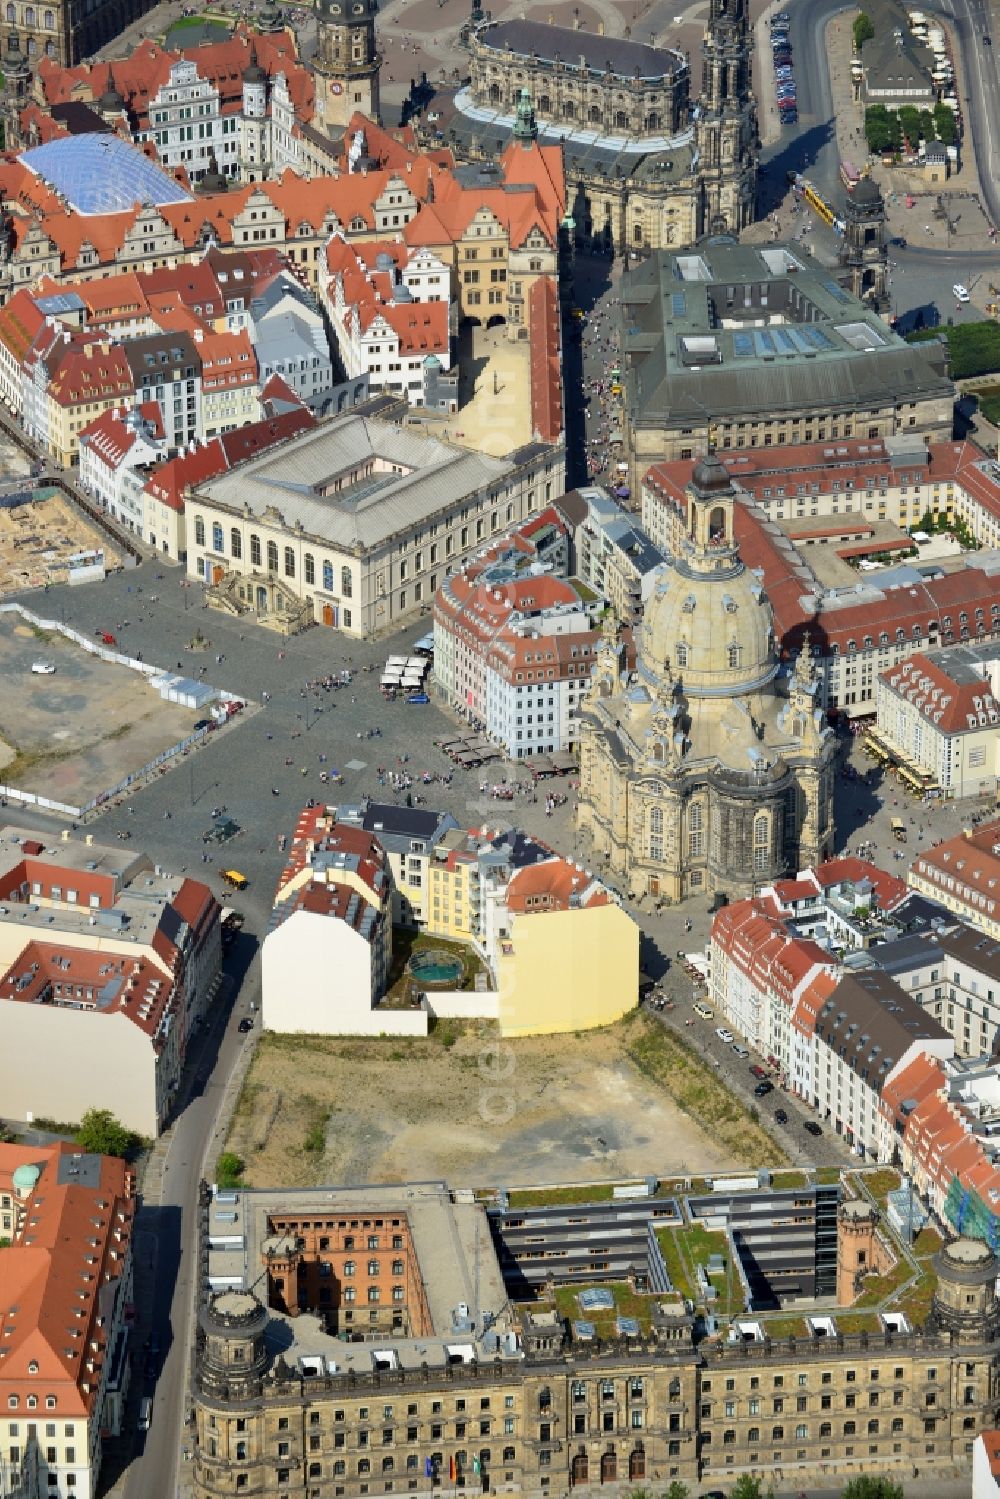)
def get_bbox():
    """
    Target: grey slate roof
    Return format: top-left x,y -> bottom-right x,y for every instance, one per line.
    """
815,969 -> 950,1087
624,239 -> 953,427
476,19 -> 686,79
195,413 -> 513,556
